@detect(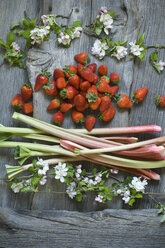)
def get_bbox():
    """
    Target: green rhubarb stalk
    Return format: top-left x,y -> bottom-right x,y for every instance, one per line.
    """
18,134 -> 60,143
0,127 -> 43,134
0,141 -> 76,157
